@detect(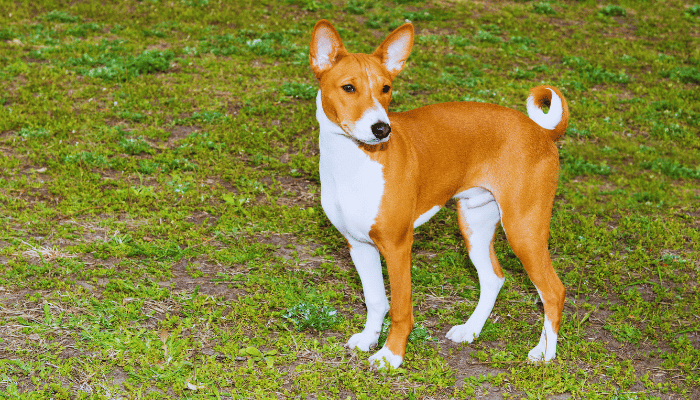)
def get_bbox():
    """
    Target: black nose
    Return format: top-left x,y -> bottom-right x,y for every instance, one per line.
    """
371,122 -> 391,139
